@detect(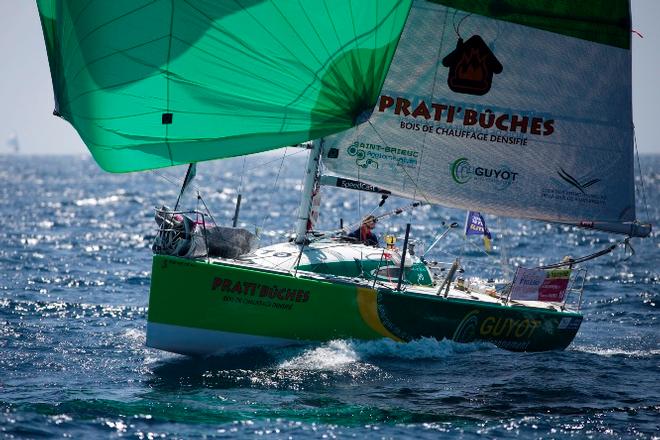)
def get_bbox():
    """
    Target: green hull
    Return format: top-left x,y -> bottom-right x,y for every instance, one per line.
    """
147,255 -> 582,355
